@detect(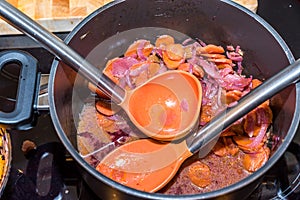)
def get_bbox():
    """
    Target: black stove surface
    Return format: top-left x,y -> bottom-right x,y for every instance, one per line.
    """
1,0 -> 300,199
